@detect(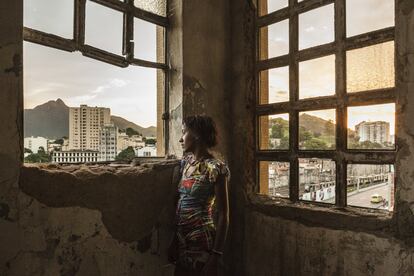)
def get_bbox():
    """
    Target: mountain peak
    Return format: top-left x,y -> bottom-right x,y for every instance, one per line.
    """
33,98 -> 68,111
